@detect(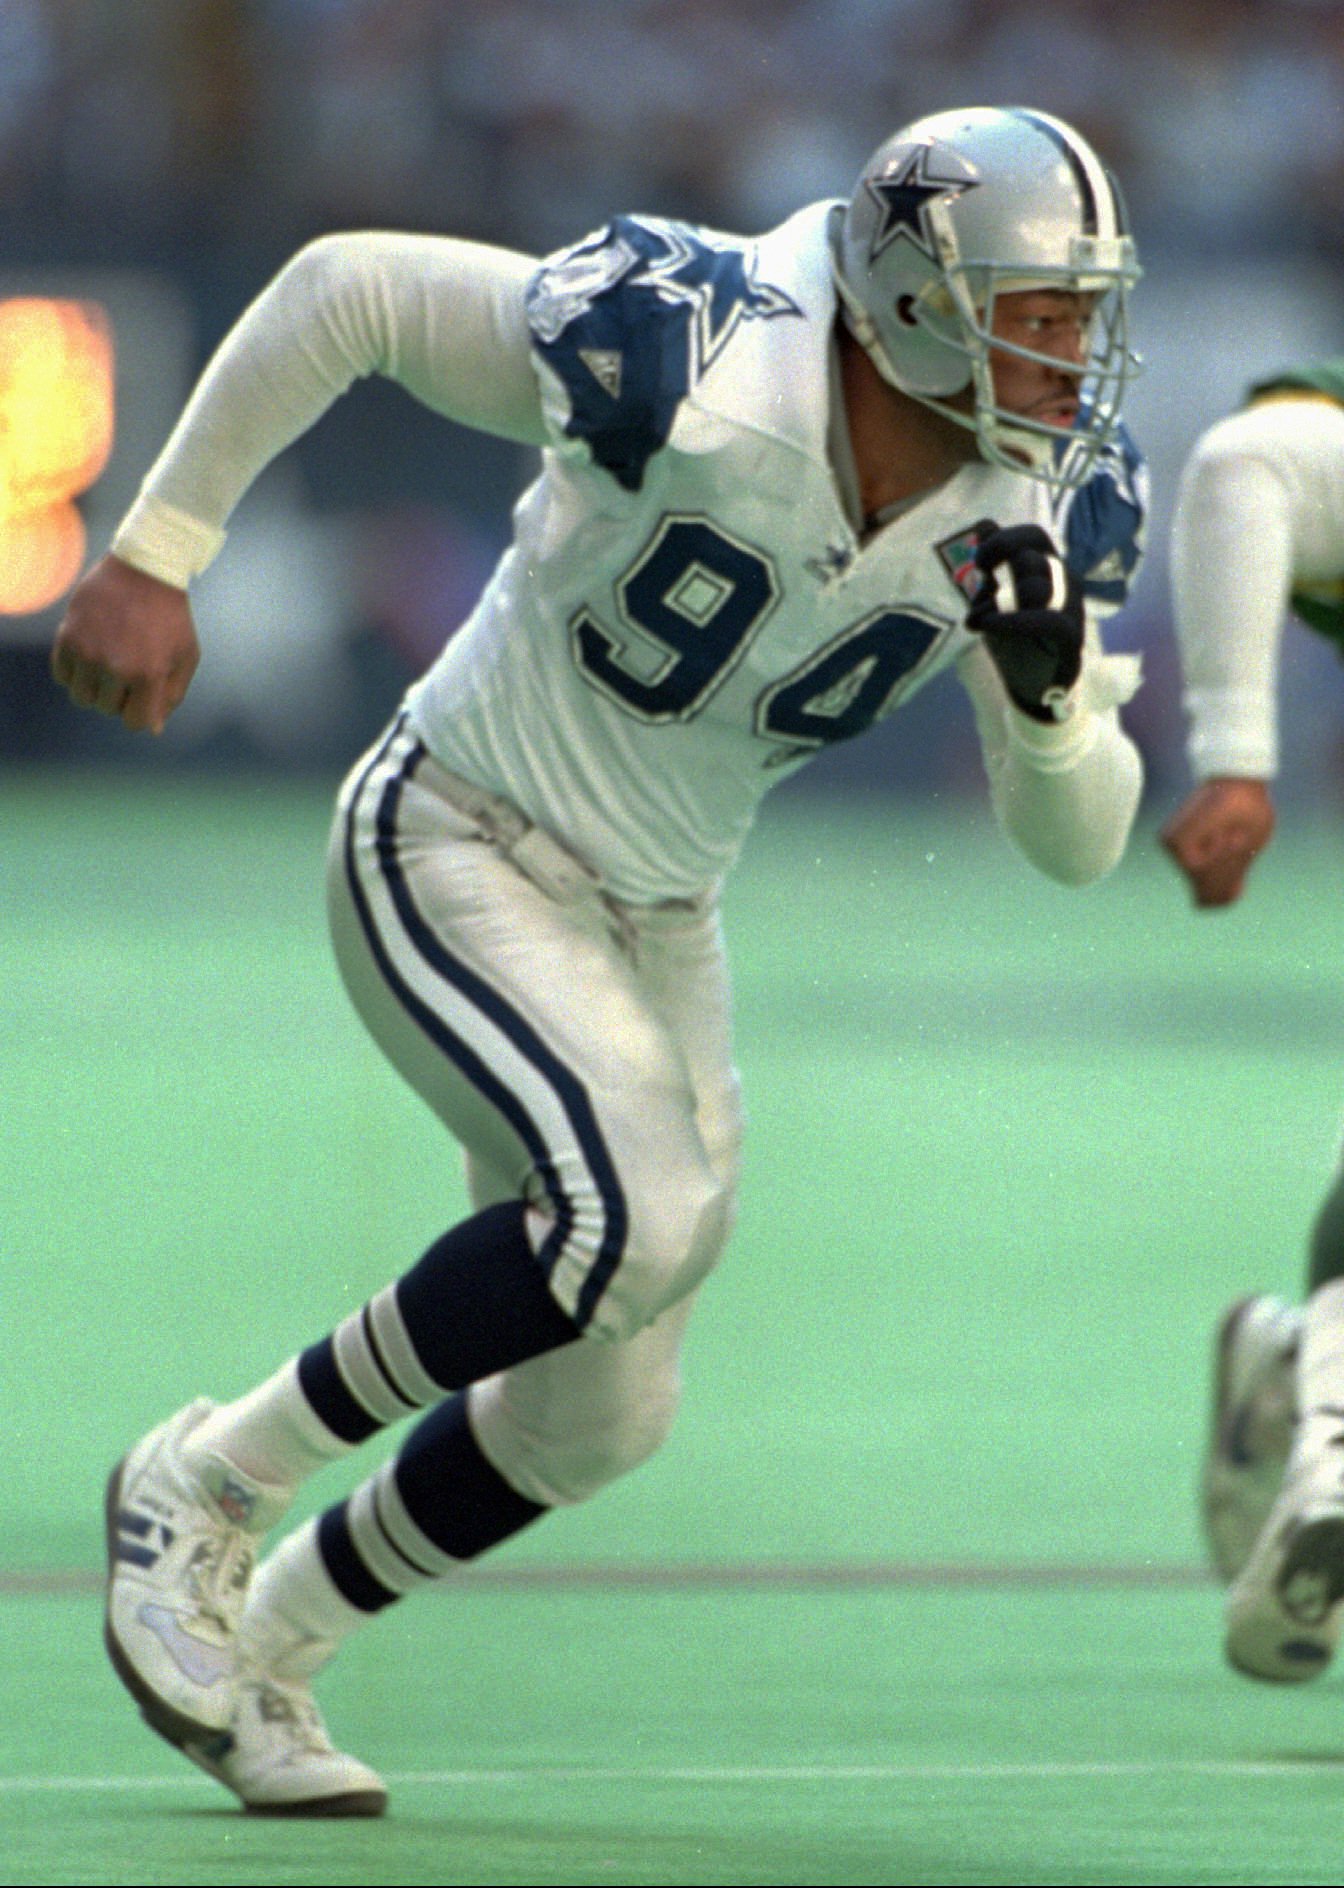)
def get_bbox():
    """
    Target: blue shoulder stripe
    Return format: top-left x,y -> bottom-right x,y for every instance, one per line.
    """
526,215 -> 802,492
